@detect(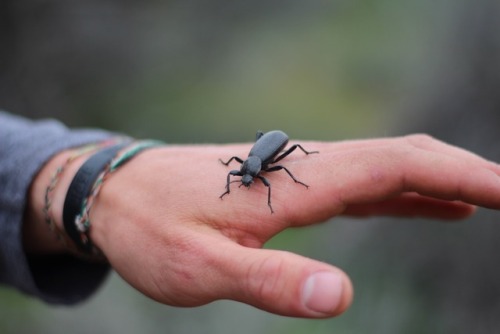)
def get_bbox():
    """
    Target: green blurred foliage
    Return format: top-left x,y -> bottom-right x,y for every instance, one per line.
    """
70,0 -> 440,143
